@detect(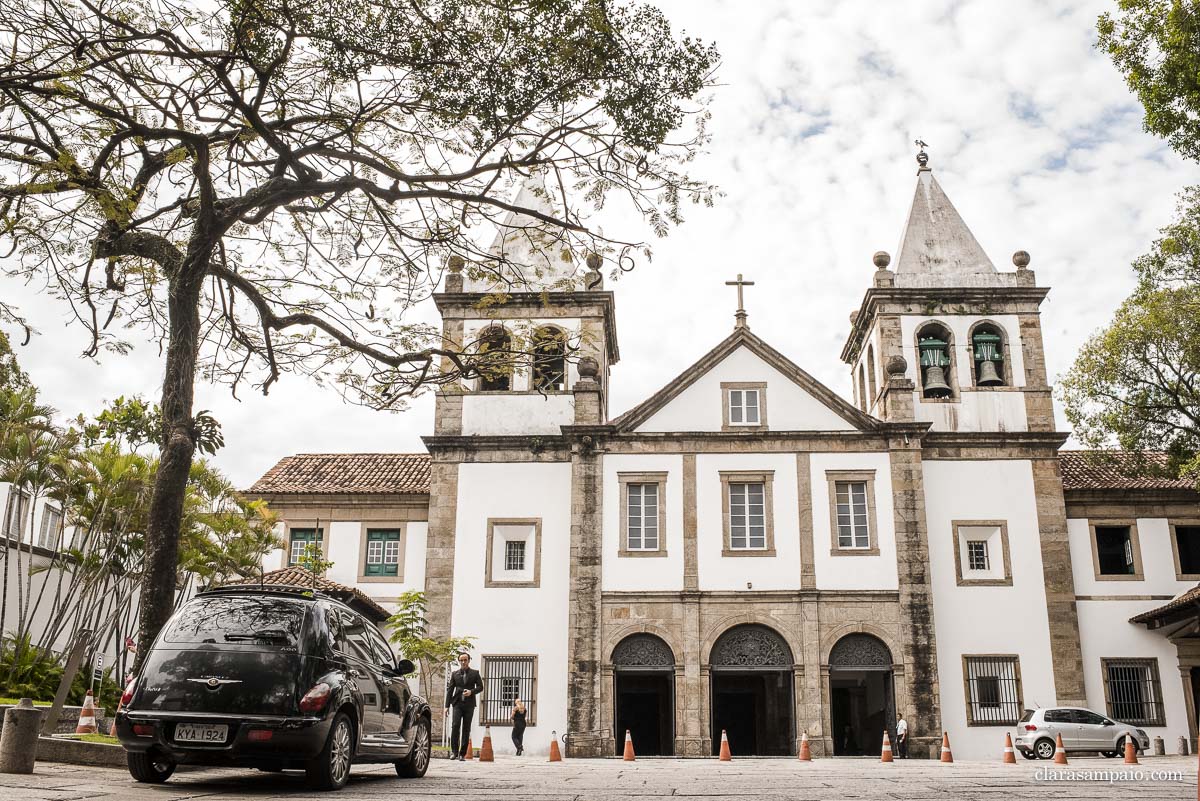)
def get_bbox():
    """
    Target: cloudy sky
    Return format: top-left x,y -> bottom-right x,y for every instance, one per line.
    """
4,0 -> 1199,488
